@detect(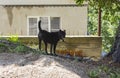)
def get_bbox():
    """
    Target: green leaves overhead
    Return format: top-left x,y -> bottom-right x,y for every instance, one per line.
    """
75,0 -> 84,5
75,0 -> 120,12
75,0 -> 120,24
